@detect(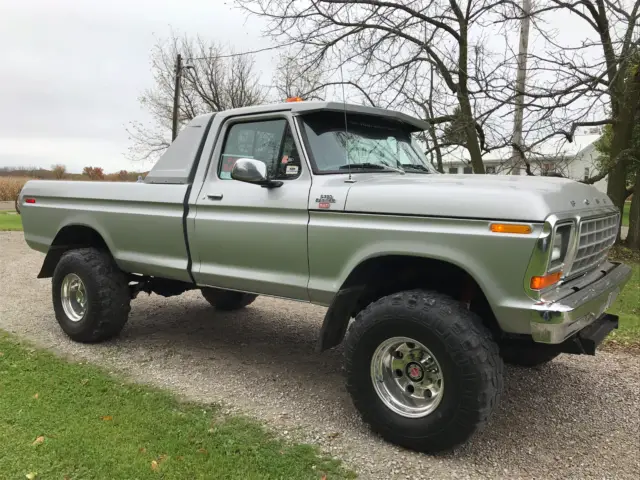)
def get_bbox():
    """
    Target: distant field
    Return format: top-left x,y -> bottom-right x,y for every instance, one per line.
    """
0,177 -> 29,202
